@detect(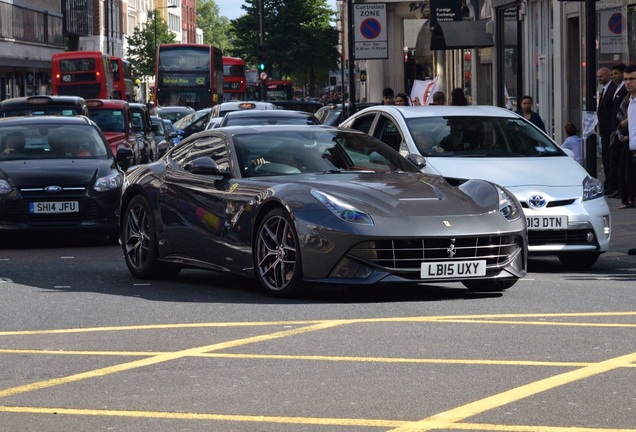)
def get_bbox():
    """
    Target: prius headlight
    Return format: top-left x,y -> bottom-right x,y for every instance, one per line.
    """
94,170 -> 123,192
311,189 -> 373,225
582,176 -> 603,201
497,187 -> 521,222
